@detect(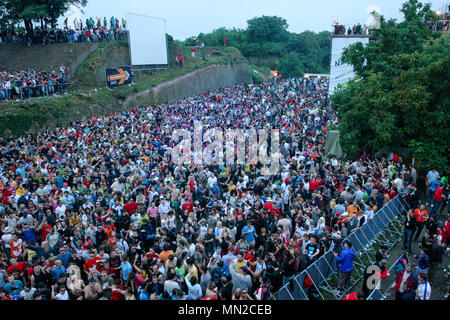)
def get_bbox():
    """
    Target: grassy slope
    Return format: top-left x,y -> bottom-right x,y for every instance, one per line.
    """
250,64 -> 271,83
0,44 -> 248,137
